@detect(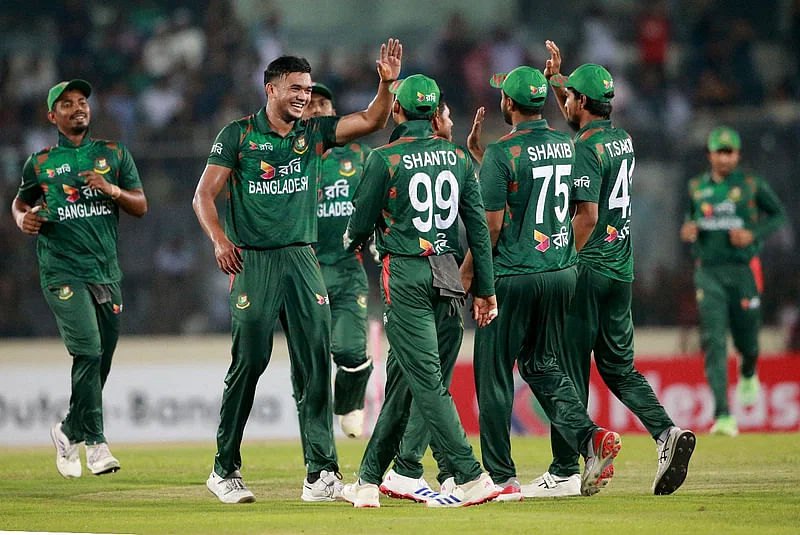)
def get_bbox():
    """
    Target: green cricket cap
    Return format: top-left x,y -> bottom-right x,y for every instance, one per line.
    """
47,79 -> 92,111
311,82 -> 334,106
490,66 -> 548,106
389,74 -> 440,118
549,63 -> 614,102
707,126 -> 741,151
